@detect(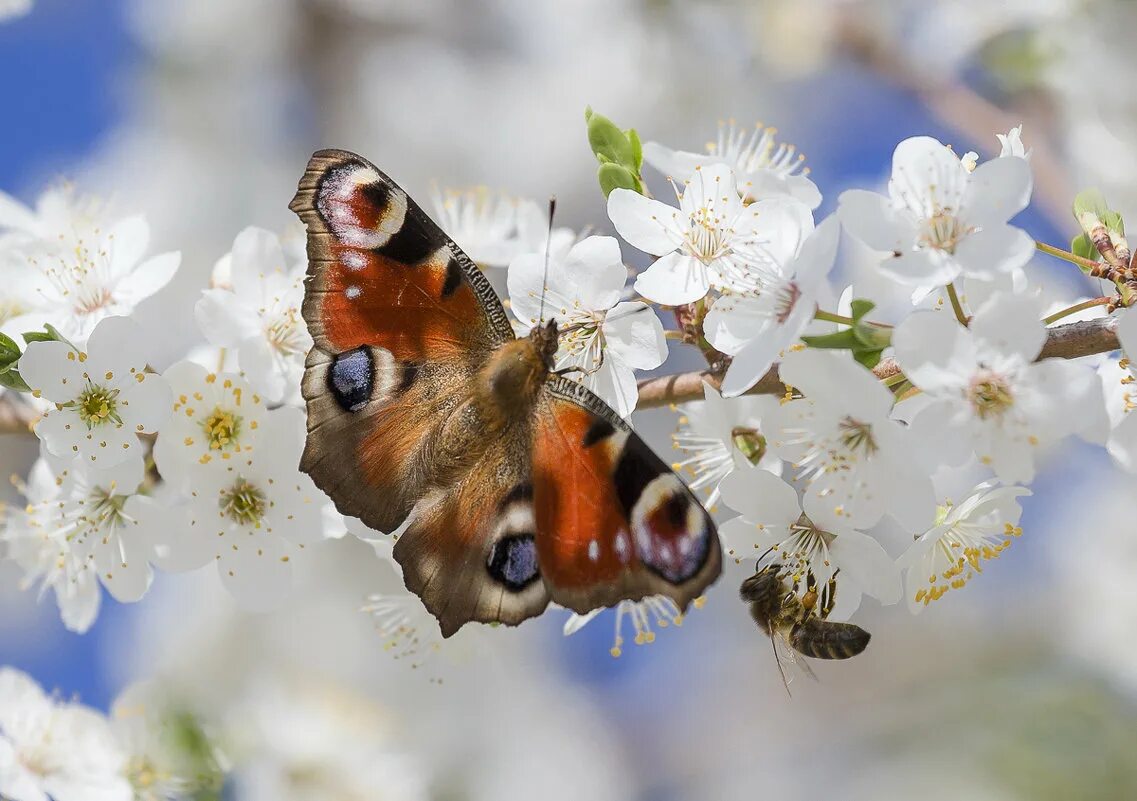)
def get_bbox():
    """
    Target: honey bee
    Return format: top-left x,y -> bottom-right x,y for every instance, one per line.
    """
740,562 -> 871,693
